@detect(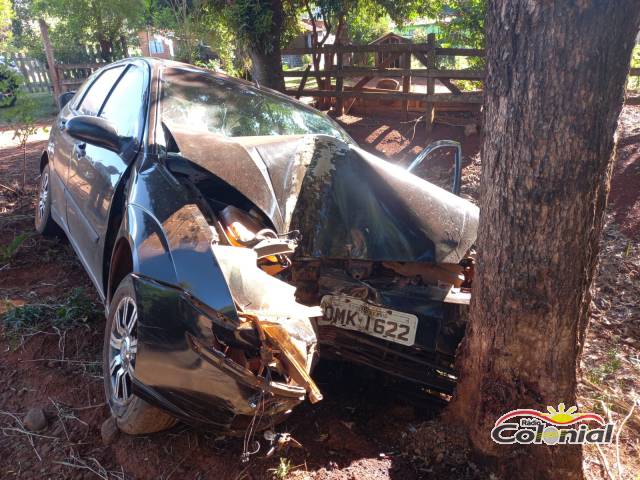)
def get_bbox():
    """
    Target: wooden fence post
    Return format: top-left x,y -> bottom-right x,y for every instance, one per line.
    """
401,51 -> 411,120
425,33 -> 436,134
39,19 -> 61,104
335,50 -> 344,116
